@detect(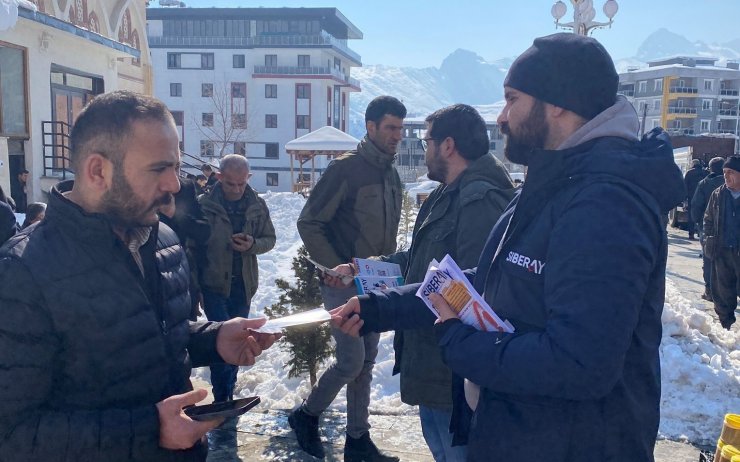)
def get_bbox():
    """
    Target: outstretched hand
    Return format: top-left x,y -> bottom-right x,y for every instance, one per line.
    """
216,317 -> 281,366
329,296 -> 363,336
323,263 -> 355,288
